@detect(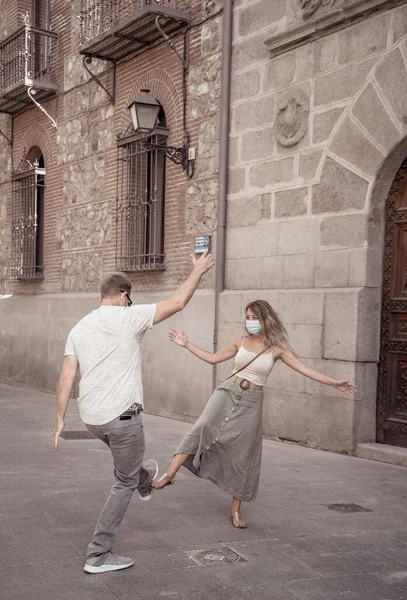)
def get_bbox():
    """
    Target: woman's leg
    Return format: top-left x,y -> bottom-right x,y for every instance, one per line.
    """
231,497 -> 246,527
152,453 -> 189,488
